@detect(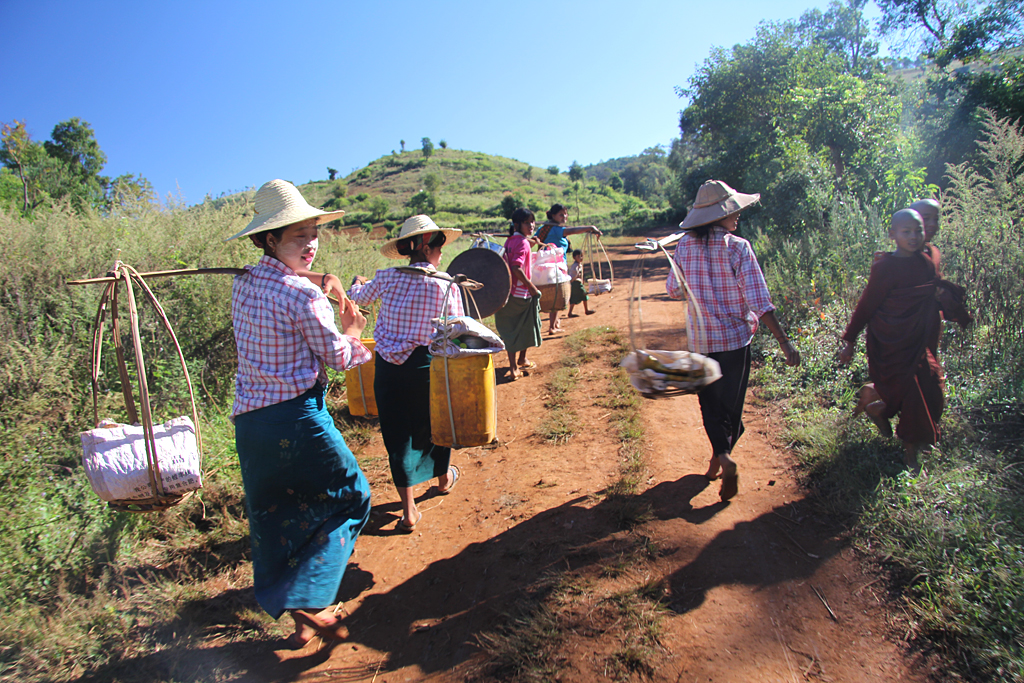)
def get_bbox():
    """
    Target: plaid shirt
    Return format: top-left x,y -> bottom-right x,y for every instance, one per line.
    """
665,227 -> 775,353
348,265 -> 465,364
231,256 -> 372,417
